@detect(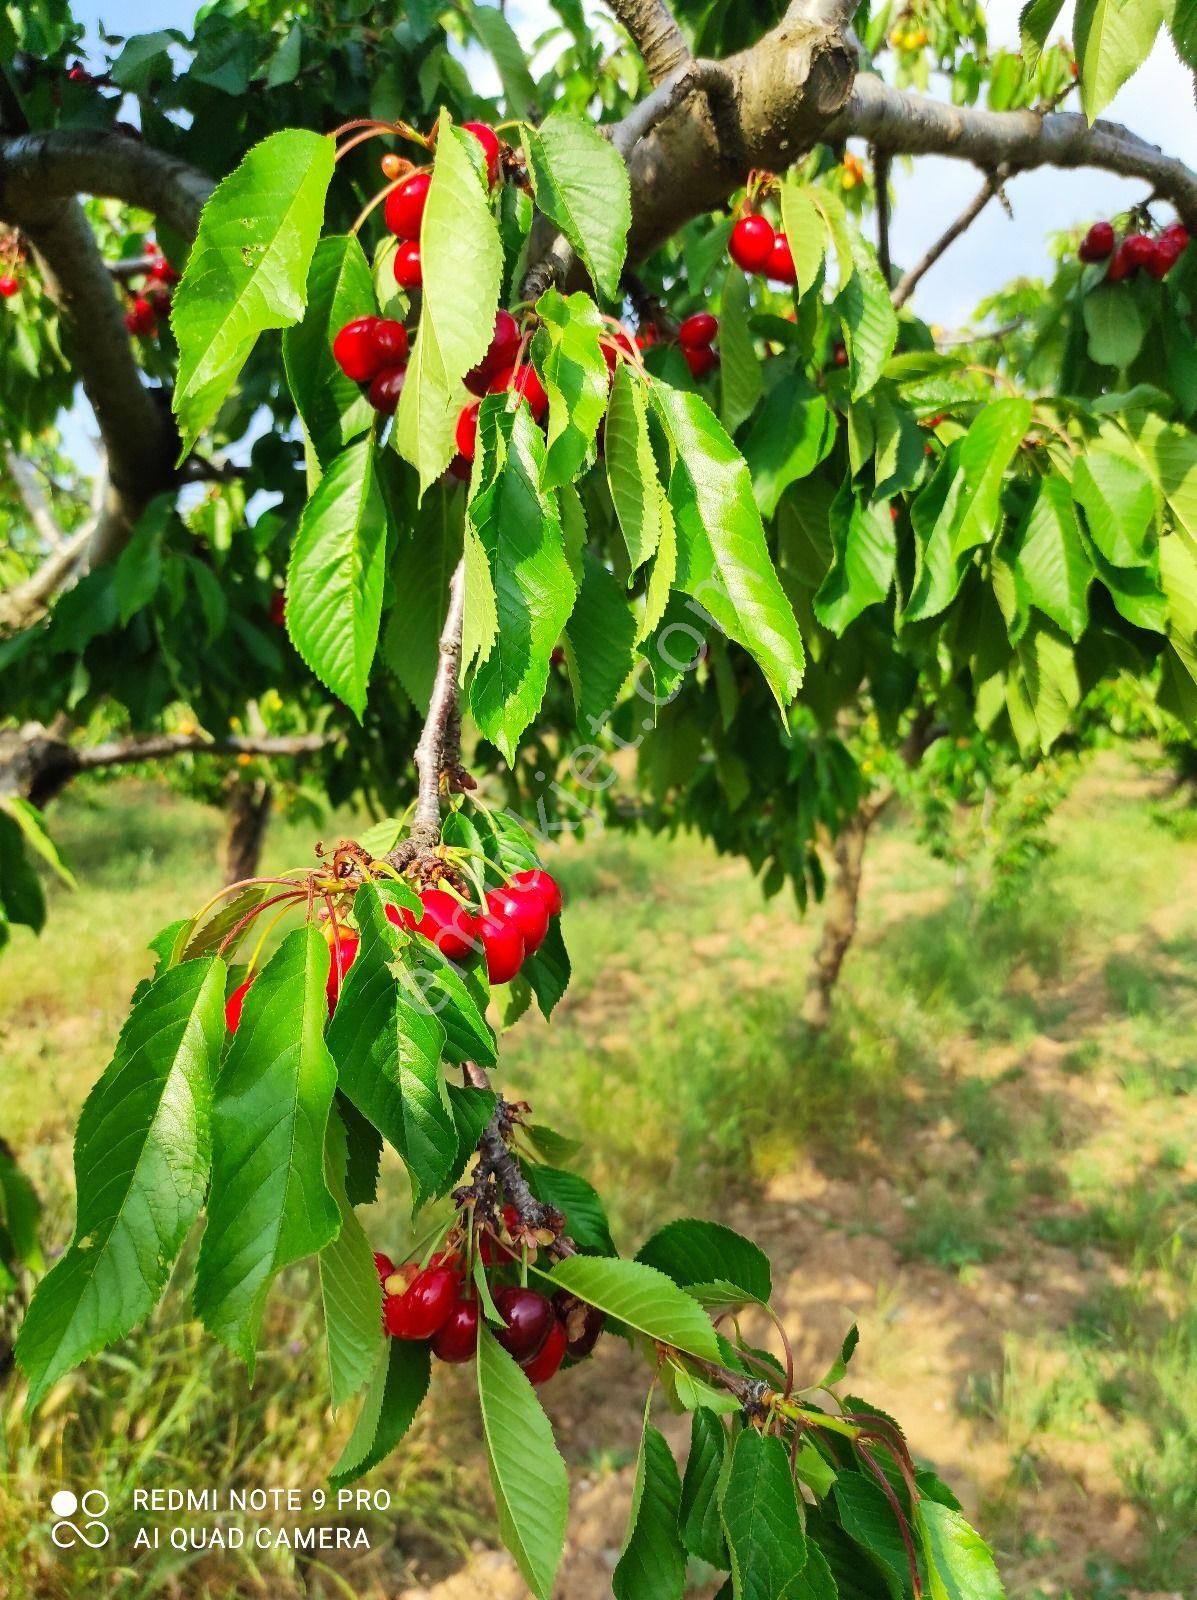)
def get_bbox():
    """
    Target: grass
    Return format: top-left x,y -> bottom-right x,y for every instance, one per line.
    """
2,752 -> 1197,1598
